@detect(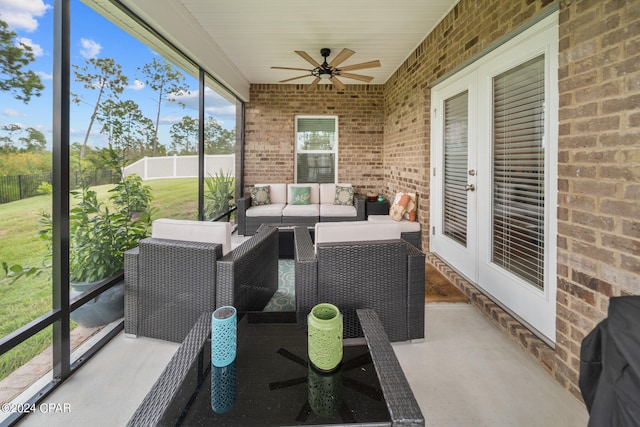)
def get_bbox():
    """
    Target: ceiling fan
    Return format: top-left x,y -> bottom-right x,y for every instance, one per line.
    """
271,48 -> 381,90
